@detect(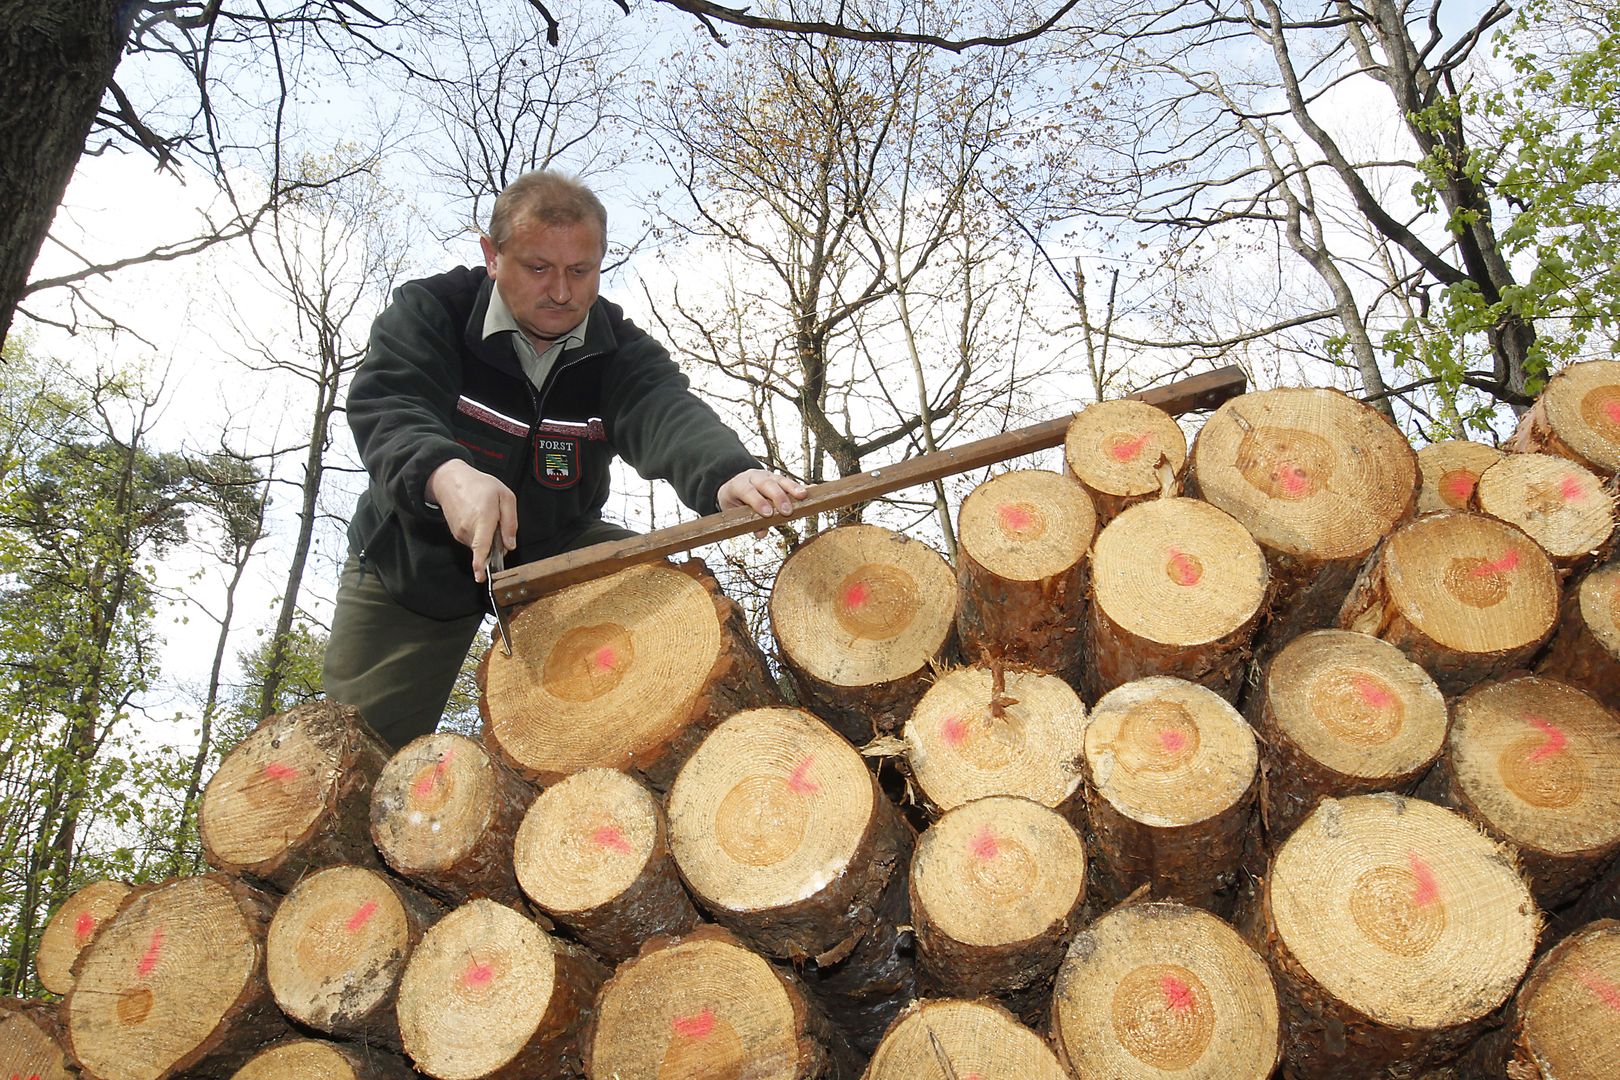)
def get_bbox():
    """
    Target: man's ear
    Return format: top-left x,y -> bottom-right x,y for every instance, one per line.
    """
479,234 -> 499,275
